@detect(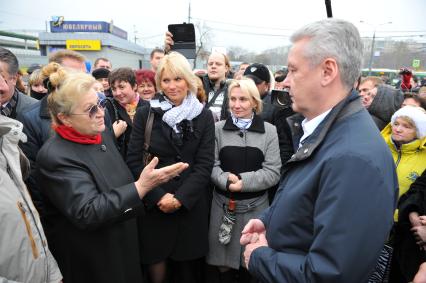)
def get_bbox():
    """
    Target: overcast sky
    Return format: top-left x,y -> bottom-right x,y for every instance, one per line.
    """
1,0 -> 426,53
